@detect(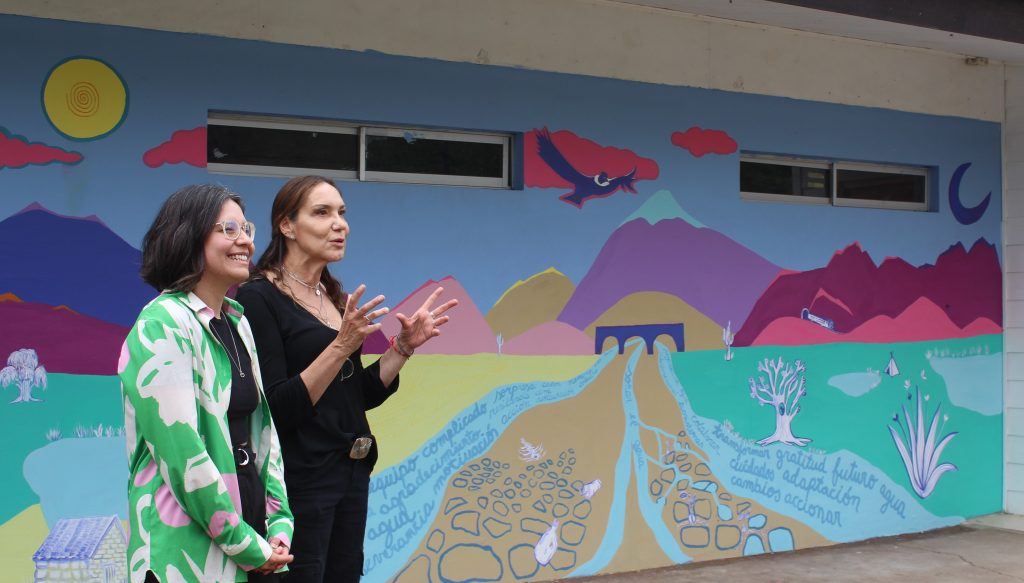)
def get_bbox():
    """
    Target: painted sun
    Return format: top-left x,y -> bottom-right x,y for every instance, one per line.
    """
42,57 -> 128,140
